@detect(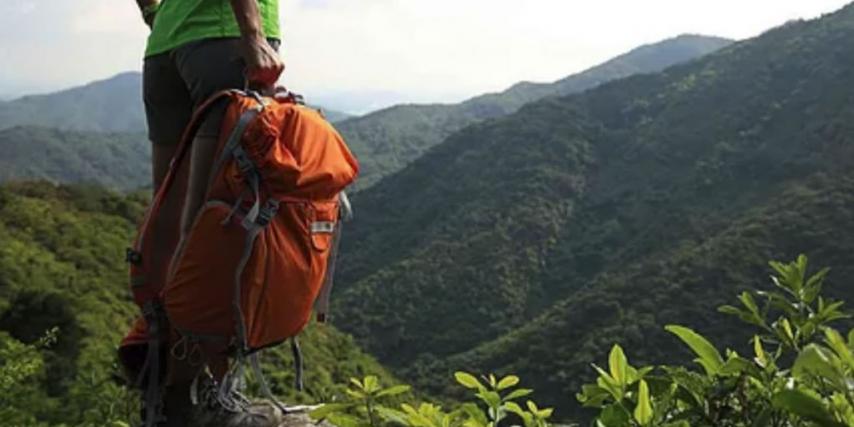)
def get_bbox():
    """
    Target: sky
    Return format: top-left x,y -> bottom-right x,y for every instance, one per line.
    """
0,0 -> 850,113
